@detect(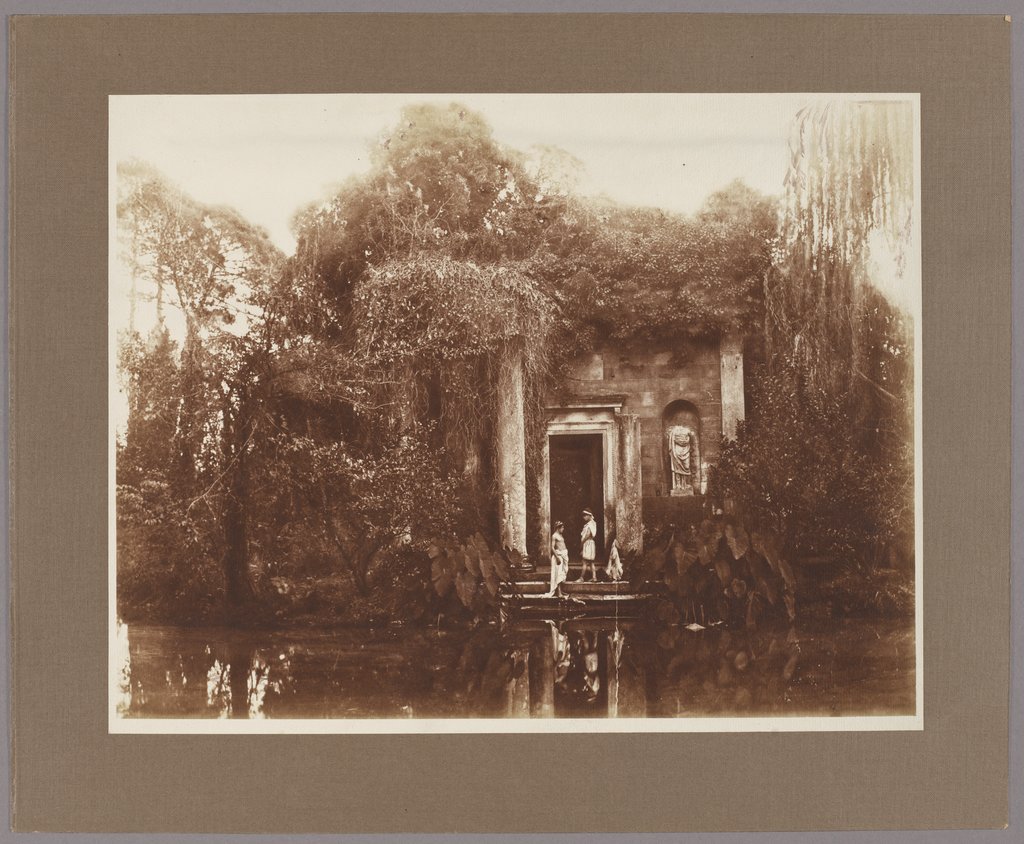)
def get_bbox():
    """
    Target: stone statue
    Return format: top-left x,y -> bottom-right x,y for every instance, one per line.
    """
668,425 -> 696,493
